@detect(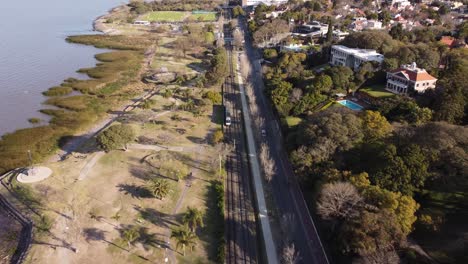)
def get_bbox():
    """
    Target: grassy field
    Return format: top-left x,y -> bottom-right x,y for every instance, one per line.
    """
360,84 -> 395,98
188,12 -> 217,22
144,11 -> 187,22
143,11 -> 217,22
151,36 -> 206,75
284,116 -> 302,128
